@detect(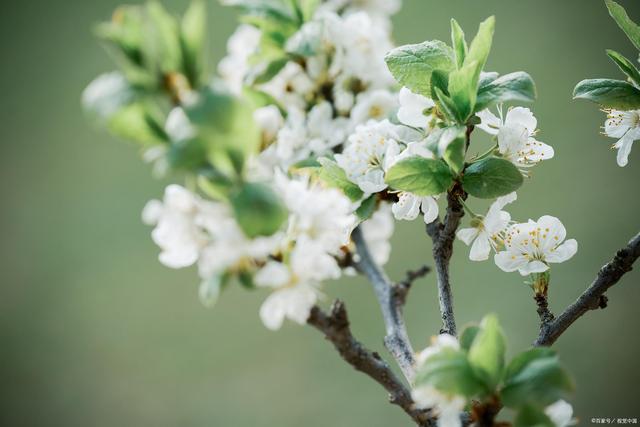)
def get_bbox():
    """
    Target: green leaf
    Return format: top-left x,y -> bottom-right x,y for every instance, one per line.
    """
605,0 -> 640,51
146,1 -> 183,73
385,156 -> 453,196
317,158 -> 364,202
414,348 -> 485,398
230,182 -> 288,238
385,40 -> 456,97
185,86 -> 261,175
464,16 -> 495,74
514,405 -> 555,427
434,86 -> 459,123
441,127 -> 466,174
459,325 -> 480,352
180,0 -> 207,87
606,49 -> 640,86
356,195 -> 377,221
108,102 -> 167,145
298,0 -> 320,22
502,356 -> 574,408
467,314 -> 506,390
573,78 -> 640,109
475,72 -> 537,112
247,57 -> 289,85
462,157 -> 523,199
504,347 -> 557,383
450,19 -> 468,68
448,60 -> 481,122
167,137 -> 208,170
